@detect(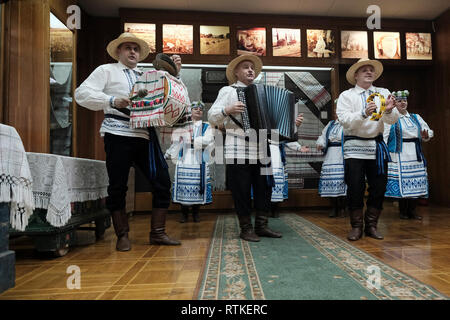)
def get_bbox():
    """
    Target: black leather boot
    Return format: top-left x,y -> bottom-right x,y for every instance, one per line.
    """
329,198 -> 338,218
399,199 -> 409,219
364,207 -> 384,240
255,212 -> 282,238
238,215 -> 260,242
111,209 -> 131,251
347,208 -> 363,241
150,208 -> 181,245
407,199 -> 422,220
179,205 -> 189,223
270,203 -> 280,218
338,197 -> 347,218
192,205 -> 200,223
